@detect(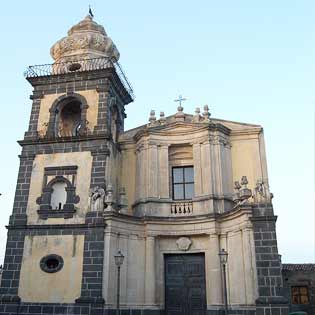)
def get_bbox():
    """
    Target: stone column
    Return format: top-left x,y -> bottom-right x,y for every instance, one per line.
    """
208,234 -> 223,305
144,236 -> 156,306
